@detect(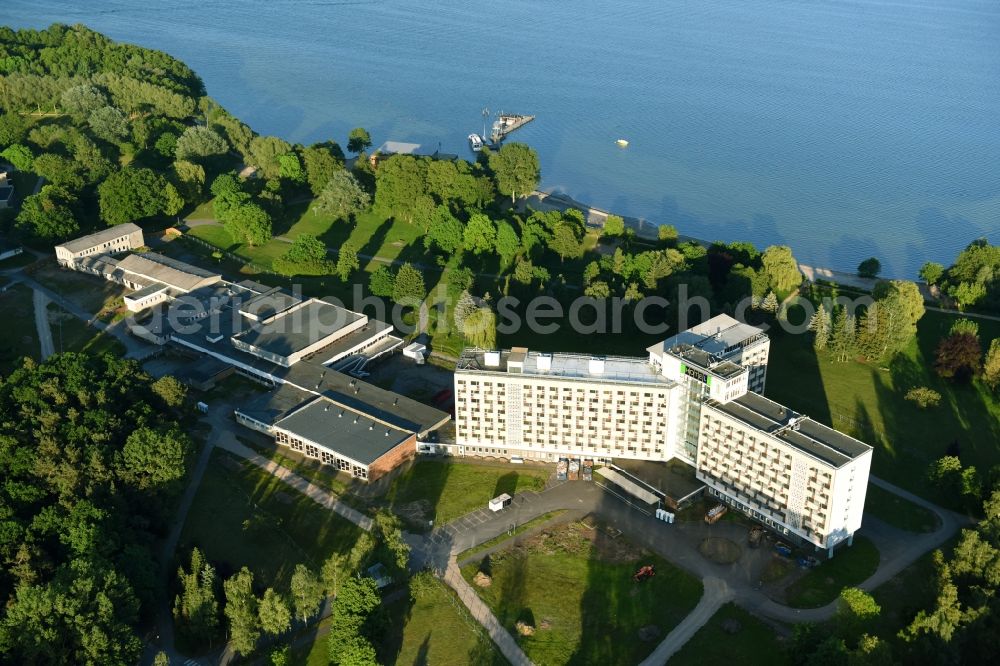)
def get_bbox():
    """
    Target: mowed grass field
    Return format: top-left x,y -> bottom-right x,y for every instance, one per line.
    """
386,460 -> 550,528
463,522 -> 703,666
668,602 -> 789,666
178,450 -> 364,589
766,309 -> 1000,505
784,535 -> 880,608
291,576 -> 502,666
